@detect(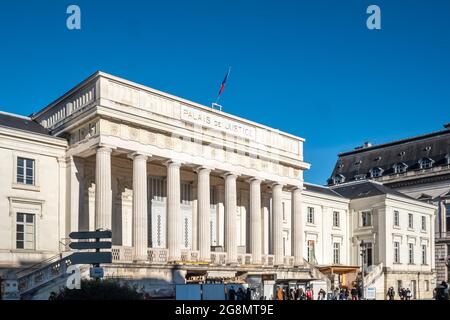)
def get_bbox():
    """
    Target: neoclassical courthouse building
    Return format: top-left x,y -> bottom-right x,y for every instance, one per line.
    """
0,72 -> 437,299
